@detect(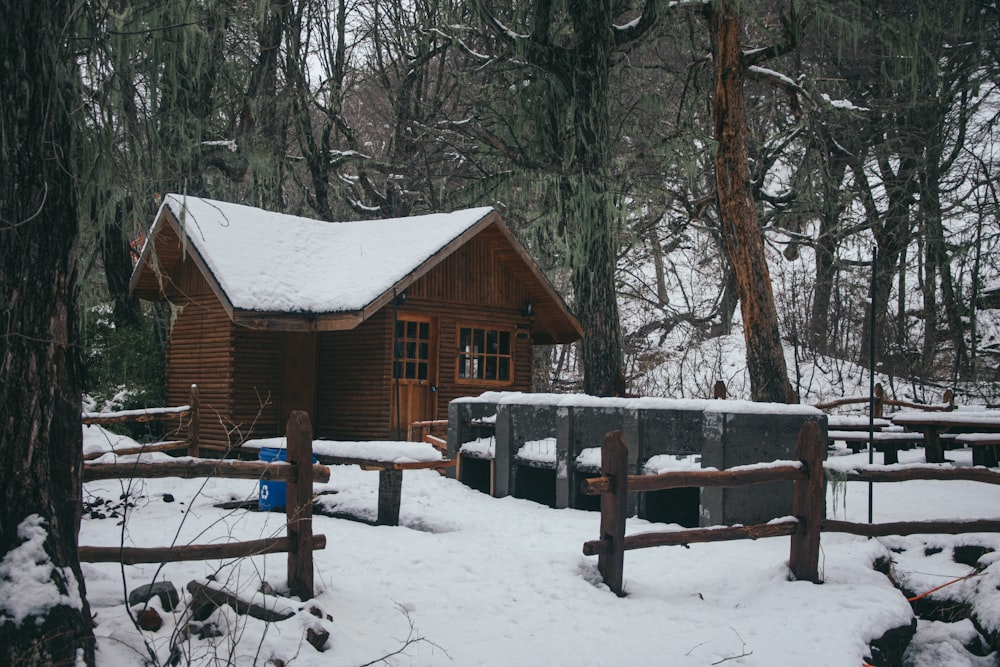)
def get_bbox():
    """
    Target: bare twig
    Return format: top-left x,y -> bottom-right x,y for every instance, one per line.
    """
357,603 -> 450,666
